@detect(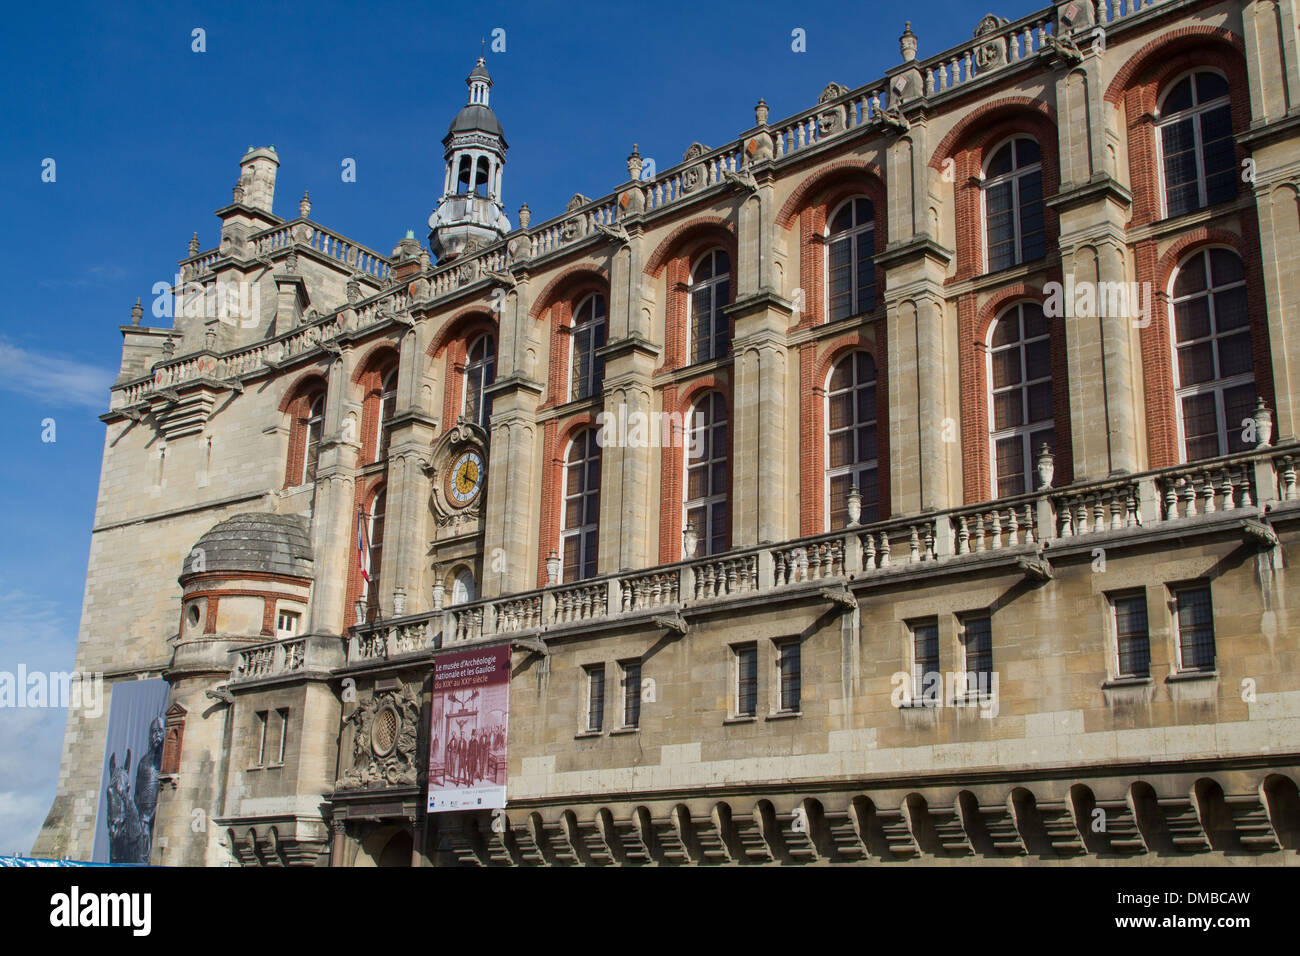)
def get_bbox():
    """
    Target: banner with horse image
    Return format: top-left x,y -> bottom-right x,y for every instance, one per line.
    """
92,678 -> 169,864
427,645 -> 510,813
